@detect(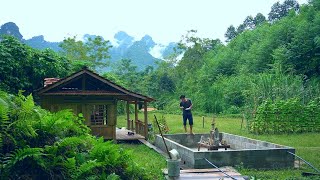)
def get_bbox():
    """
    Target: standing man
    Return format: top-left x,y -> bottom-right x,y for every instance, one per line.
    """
179,95 -> 194,134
